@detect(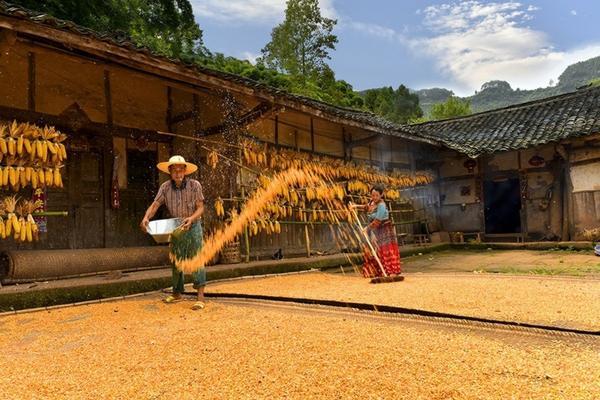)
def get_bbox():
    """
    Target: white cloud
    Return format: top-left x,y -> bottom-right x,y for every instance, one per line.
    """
191,0 -> 336,23
571,10 -> 577,16
411,1 -> 600,95
241,51 -> 261,64
344,20 -> 402,41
